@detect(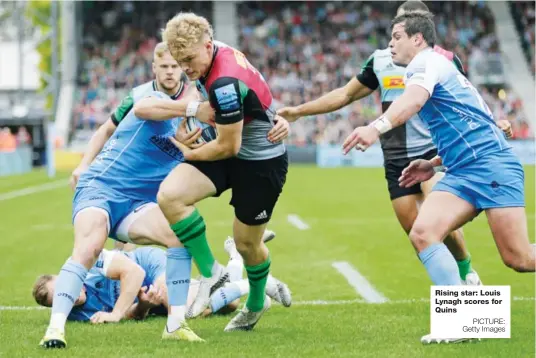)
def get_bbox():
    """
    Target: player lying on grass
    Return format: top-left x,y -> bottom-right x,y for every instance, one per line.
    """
33,235 -> 291,323
39,42 -> 290,348
343,12 -> 535,344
